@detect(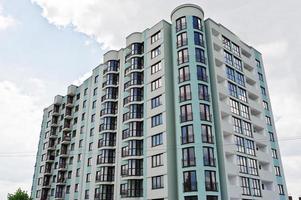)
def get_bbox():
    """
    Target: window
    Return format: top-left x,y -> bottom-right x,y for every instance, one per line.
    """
241,177 -> 251,195
180,84 -> 192,102
185,196 -> 198,200
81,113 -> 85,121
181,125 -> 194,144
152,153 -> 163,167
242,121 -> 252,137
198,84 -> 209,101
240,104 -> 250,119
224,51 -> 233,65
91,114 -> 95,122
178,48 -> 189,65
177,32 -> 188,48
235,136 -> 245,153
151,95 -> 162,109
237,155 -> 248,174
192,16 -> 202,30
151,46 -> 161,58
94,75 -> 99,83
222,36 -> 231,51
205,171 -> 217,191
232,117 -> 242,134
232,42 -> 240,56
251,179 -> 261,197
233,57 -> 242,71
194,32 -> 204,46
248,158 -> 258,175
151,31 -> 161,44
228,82 -> 237,98
152,175 -> 164,189
86,173 -> 91,182
151,78 -> 162,91
258,72 -> 264,81
152,133 -> 163,147
93,88 -> 98,96
151,114 -> 163,127
272,148 -> 278,159
202,125 -> 214,144
85,189 -> 89,199
180,104 -> 193,122
269,132 -> 275,142
83,100 -> 87,108
197,66 -> 207,82
176,17 -> 187,32
179,66 -> 190,83
87,157 -> 92,166
77,154 -> 82,162
266,116 -> 272,126
229,99 -> 240,115
183,171 -> 197,192
74,183 -> 79,192
261,86 -> 266,96
76,168 -> 80,177
182,147 -> 196,167
256,59 -> 261,68
79,139 -> 83,148
92,100 -> 96,109
245,139 -> 255,156
90,128 -> 94,136
236,72 -> 245,86
226,66 -> 235,81
88,142 -> 93,151
151,62 -> 162,74
200,103 -> 211,121
263,101 -> 269,110
84,88 -> 88,96
278,184 -> 285,195
238,87 -> 247,102
203,147 -> 215,166
76,93 -> 80,100
195,48 -> 205,63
